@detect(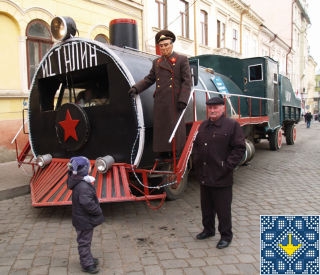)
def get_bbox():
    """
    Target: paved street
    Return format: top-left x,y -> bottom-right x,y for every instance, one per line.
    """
0,120 -> 319,275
